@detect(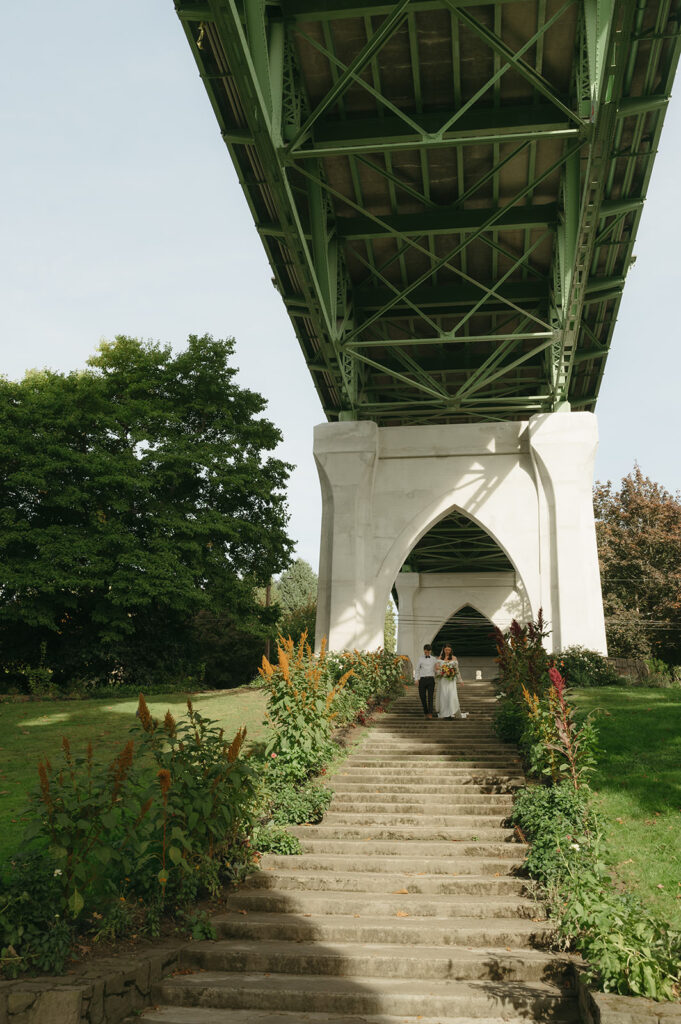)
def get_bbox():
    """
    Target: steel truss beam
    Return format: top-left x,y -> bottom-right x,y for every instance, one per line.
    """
174,0 -> 681,424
